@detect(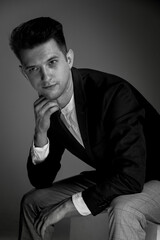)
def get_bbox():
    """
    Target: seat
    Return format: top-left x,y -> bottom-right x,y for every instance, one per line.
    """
69,213 -> 160,240
70,213 -> 108,240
